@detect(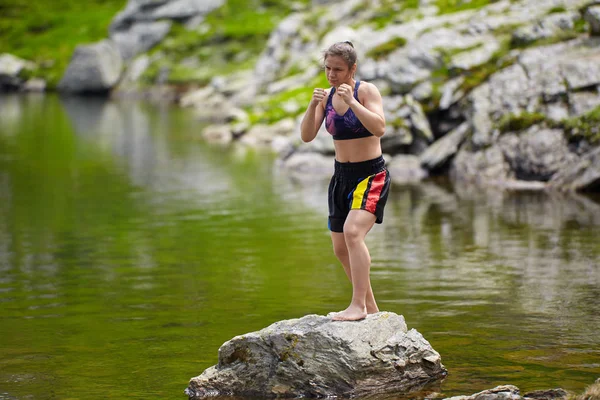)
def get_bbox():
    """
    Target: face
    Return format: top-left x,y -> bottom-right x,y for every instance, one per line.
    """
324,55 -> 356,88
